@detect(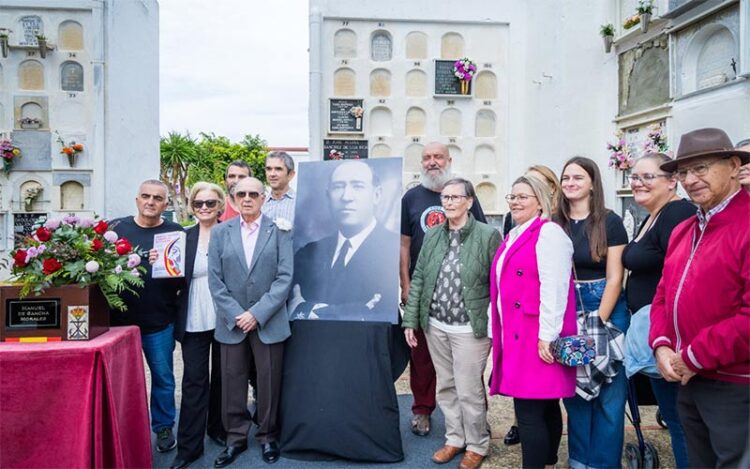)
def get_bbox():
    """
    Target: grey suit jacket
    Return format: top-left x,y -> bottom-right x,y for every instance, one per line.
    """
208,214 -> 293,345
